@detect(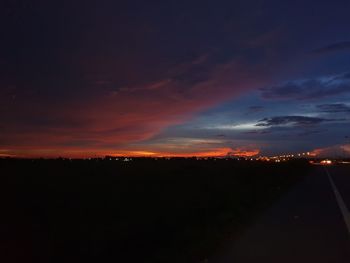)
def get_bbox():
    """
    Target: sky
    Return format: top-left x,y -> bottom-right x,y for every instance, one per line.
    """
1,0 -> 350,157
